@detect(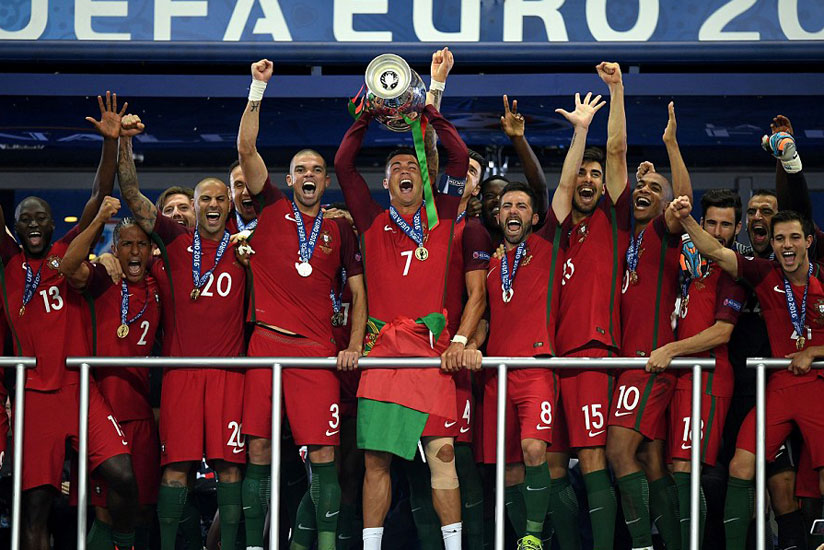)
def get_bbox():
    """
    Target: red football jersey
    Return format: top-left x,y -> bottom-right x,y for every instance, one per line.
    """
246,179 -> 362,354
86,263 -> 161,421
620,214 -> 681,356
152,215 -> 245,361
0,226 -> 91,391
445,216 -> 492,335
486,212 -> 566,357
675,266 -> 746,397
736,255 -> 824,389
557,186 -> 632,355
